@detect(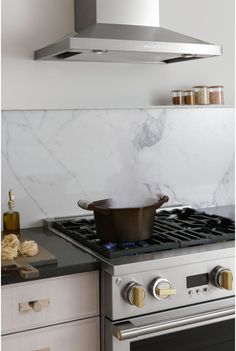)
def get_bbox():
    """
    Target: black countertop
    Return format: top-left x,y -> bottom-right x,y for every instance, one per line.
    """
1,227 -> 100,286
2,205 -> 234,285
